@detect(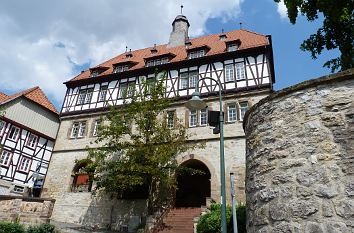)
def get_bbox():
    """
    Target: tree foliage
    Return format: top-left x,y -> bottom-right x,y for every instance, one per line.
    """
87,72 -> 197,213
275,0 -> 354,72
